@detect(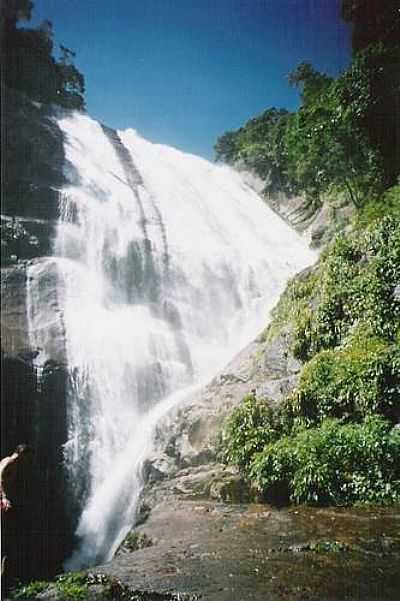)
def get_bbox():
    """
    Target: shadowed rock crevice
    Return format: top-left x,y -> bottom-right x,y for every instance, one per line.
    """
1,84 -> 74,584
1,355 -> 73,588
